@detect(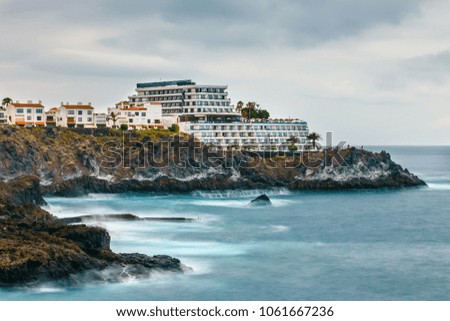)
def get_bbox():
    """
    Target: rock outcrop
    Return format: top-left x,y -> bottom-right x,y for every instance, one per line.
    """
250,194 -> 272,206
0,126 -> 426,195
0,176 -> 185,286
